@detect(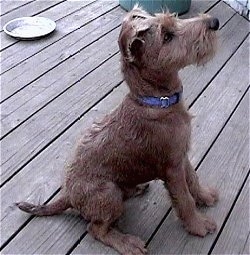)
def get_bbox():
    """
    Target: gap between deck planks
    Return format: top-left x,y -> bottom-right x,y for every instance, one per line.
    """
0,0 -> 65,33
71,91 -> 249,255
1,24 -> 249,255
146,91 -> 249,255
1,6 -> 123,102
0,1 -> 233,113
1,2 -> 244,186
0,0 -> 117,72
1,26 -> 121,134
0,0 -> 249,253
0,1 -> 234,143
69,37 -> 249,254
0,0 -> 96,51
1,0 -> 36,17
1,0 -> 223,101
211,175 -> 250,254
